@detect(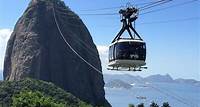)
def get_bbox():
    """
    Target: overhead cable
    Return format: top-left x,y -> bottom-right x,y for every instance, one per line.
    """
138,17 -> 200,25
140,0 -> 198,15
52,5 -> 103,75
78,1 -> 170,12
78,0 -> 197,16
79,13 -> 118,16
139,0 -> 172,11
